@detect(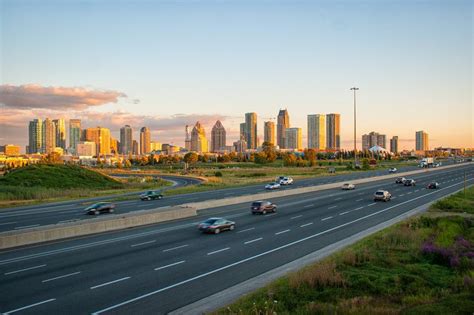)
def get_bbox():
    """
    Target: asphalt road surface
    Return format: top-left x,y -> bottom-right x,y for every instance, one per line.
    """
0,163 -> 472,314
